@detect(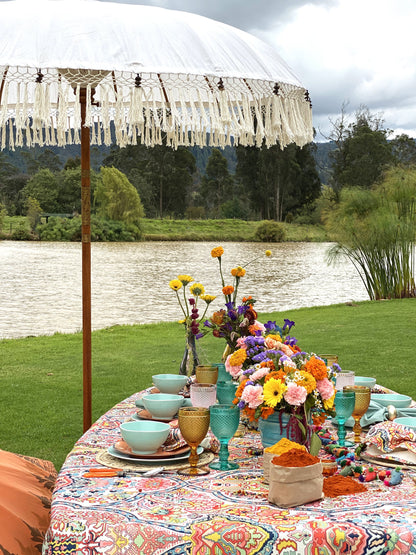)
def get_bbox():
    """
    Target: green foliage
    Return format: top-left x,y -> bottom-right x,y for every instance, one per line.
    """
10,223 -> 34,240
199,149 -> 235,217
0,201 -> 7,230
325,167 -> 416,300
255,220 -> 286,242
25,196 -> 42,231
95,166 -> 145,224
37,215 -> 142,241
22,168 -> 59,212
